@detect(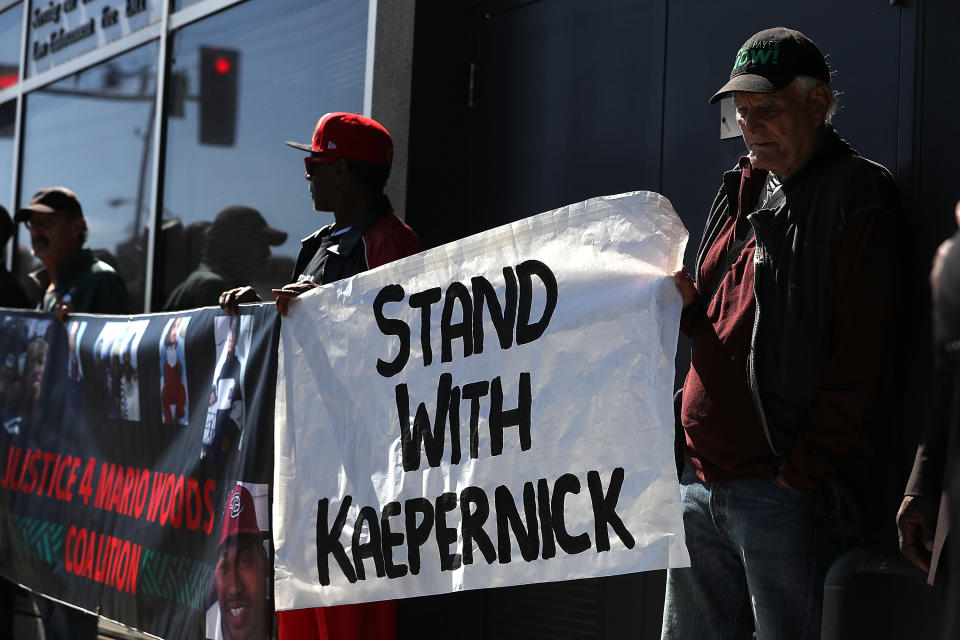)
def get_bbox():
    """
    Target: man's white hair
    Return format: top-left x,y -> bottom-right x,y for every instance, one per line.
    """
795,75 -> 839,124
